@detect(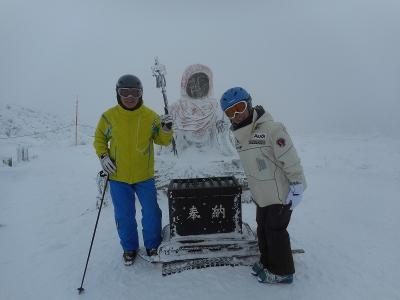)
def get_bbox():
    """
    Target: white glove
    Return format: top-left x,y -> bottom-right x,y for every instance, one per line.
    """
286,183 -> 304,210
160,114 -> 173,131
100,154 -> 116,174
